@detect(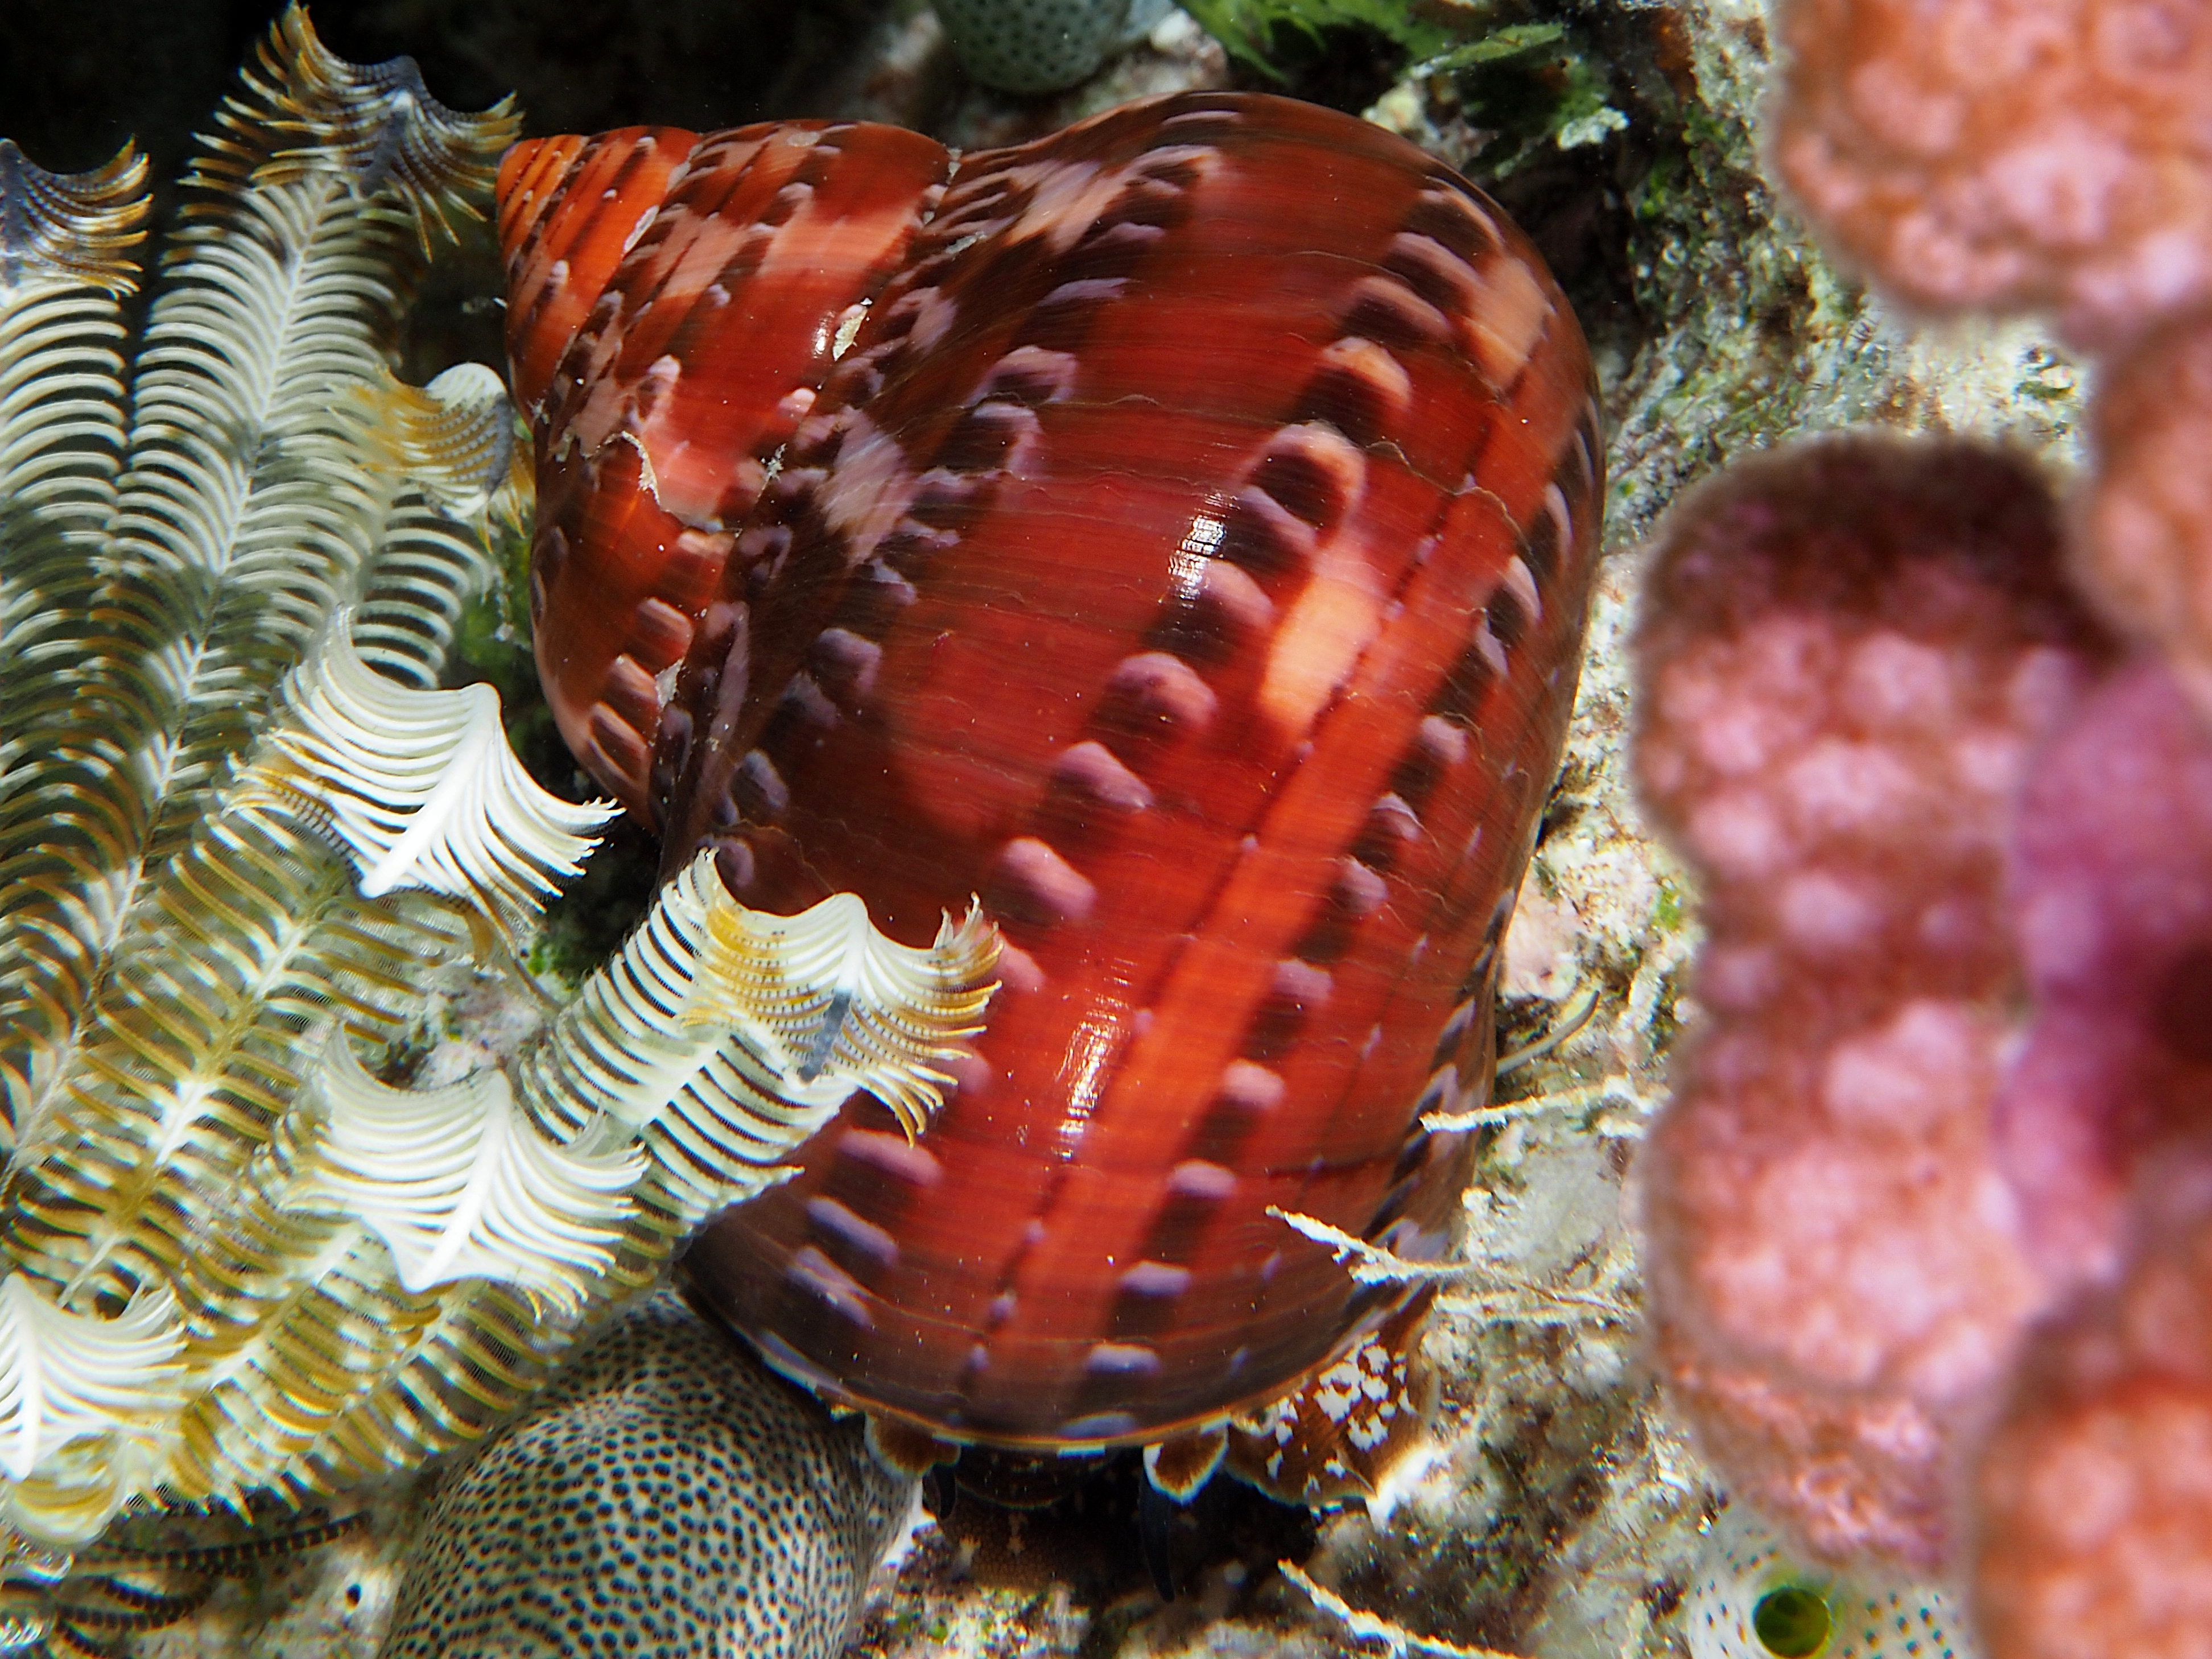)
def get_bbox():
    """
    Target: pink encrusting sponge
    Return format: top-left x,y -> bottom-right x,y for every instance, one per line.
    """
1632,434 -> 2116,1570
